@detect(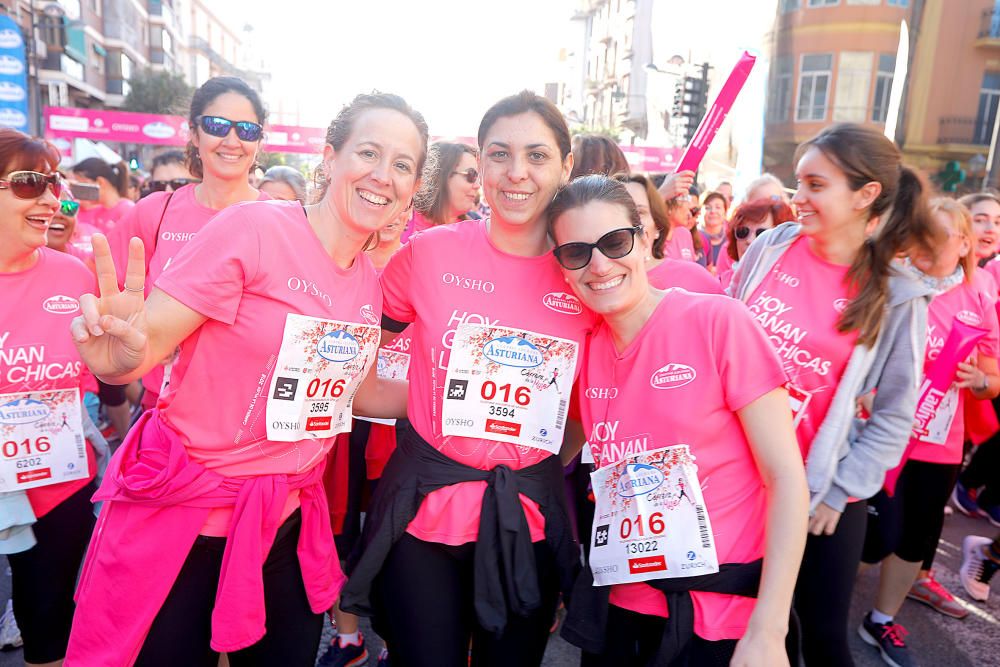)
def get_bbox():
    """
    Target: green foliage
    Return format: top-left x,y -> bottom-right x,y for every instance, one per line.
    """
122,68 -> 193,115
570,124 -> 621,141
